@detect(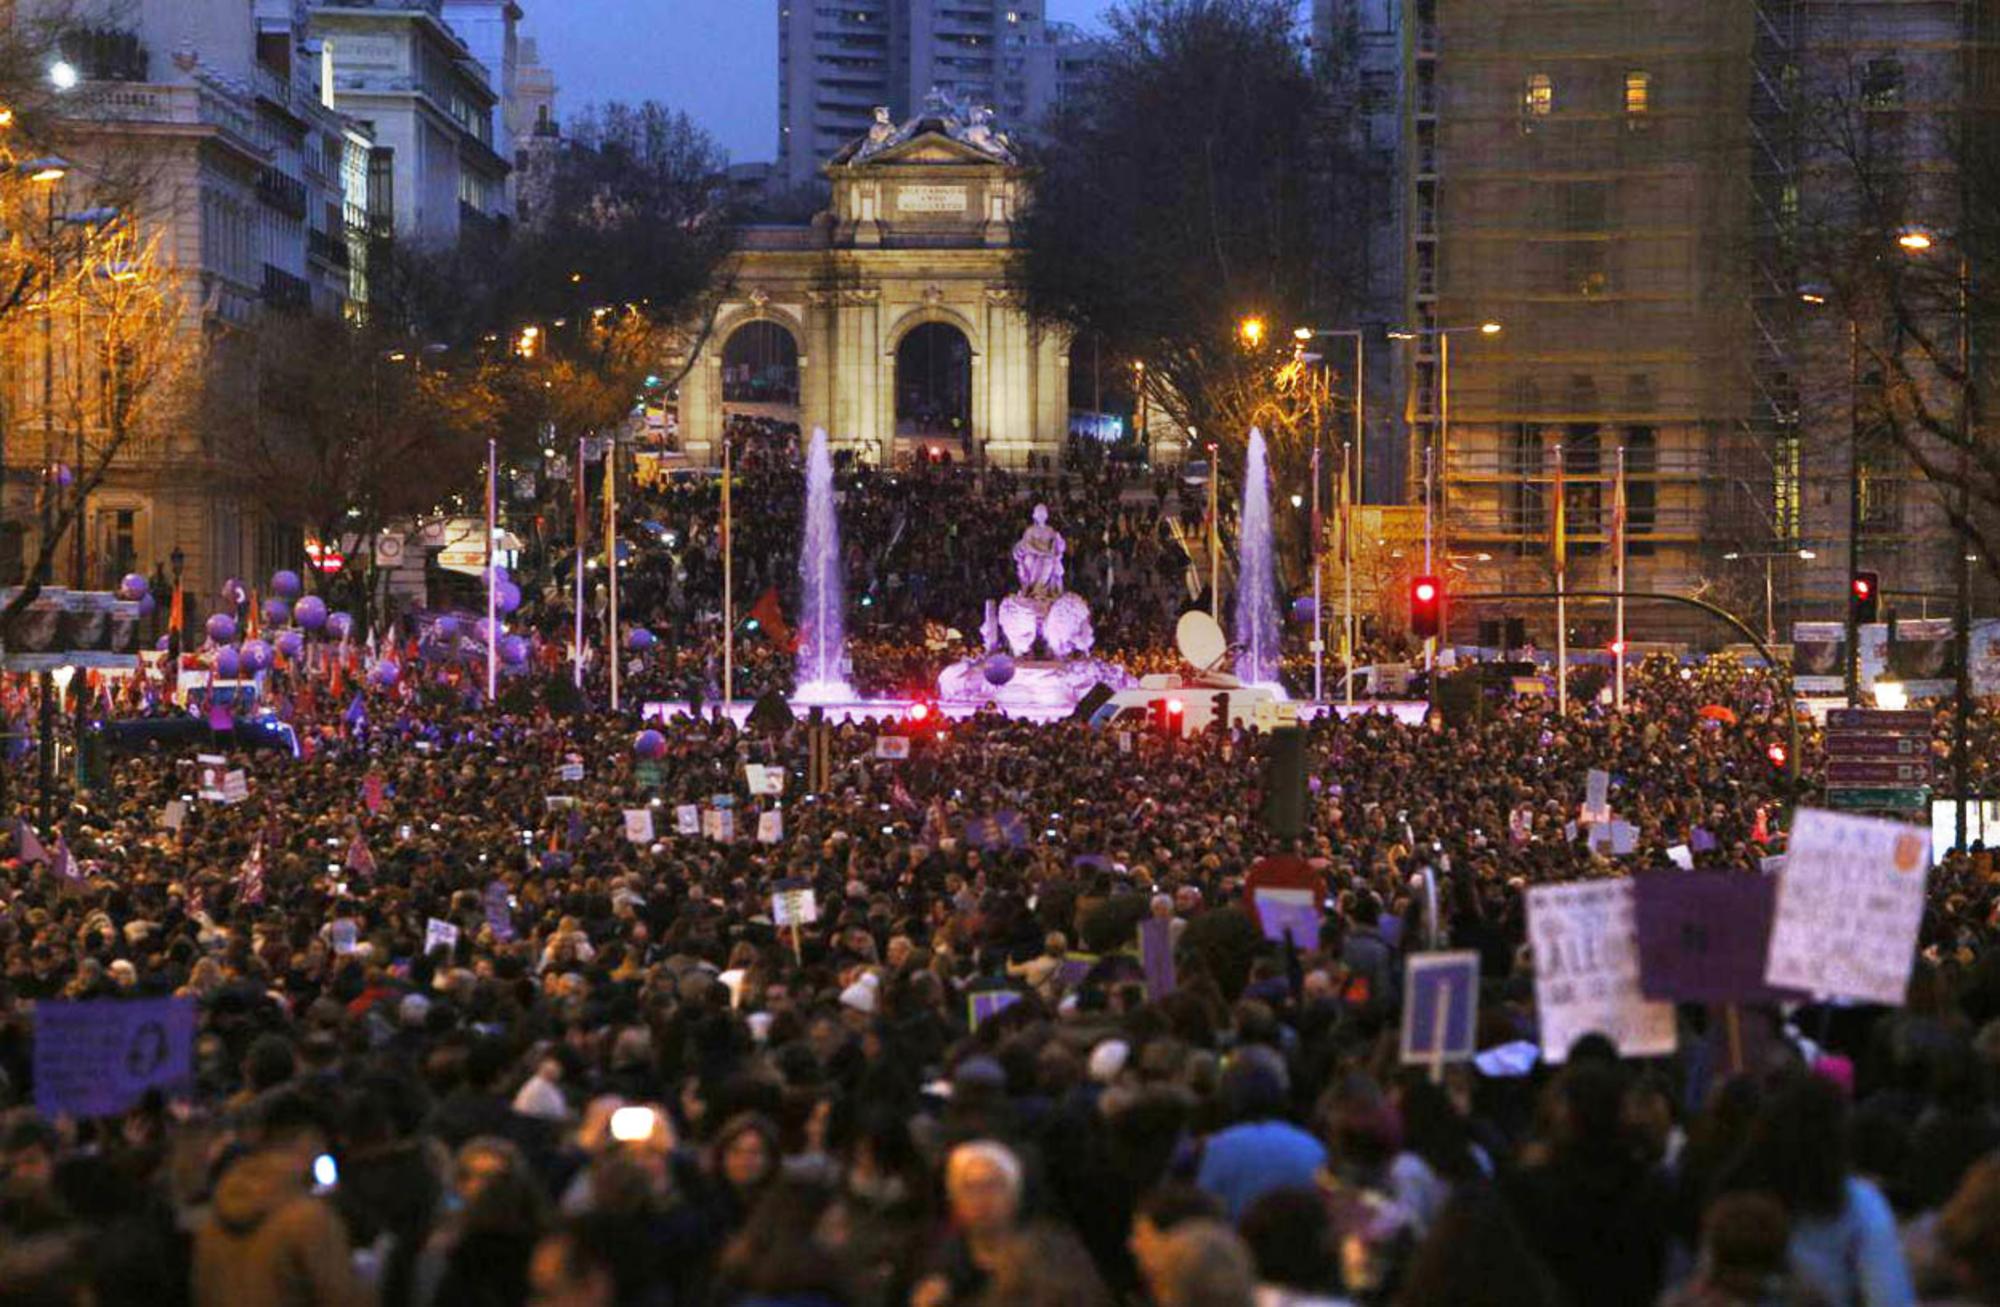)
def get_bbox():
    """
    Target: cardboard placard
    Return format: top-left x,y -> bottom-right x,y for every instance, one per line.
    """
772,885 -> 818,927
622,808 -> 656,845
675,804 -> 700,836
1527,880 -> 1676,1062
1765,808 -> 1931,1005
424,917 -> 460,958
757,809 -> 784,844
1402,951 -> 1480,1067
